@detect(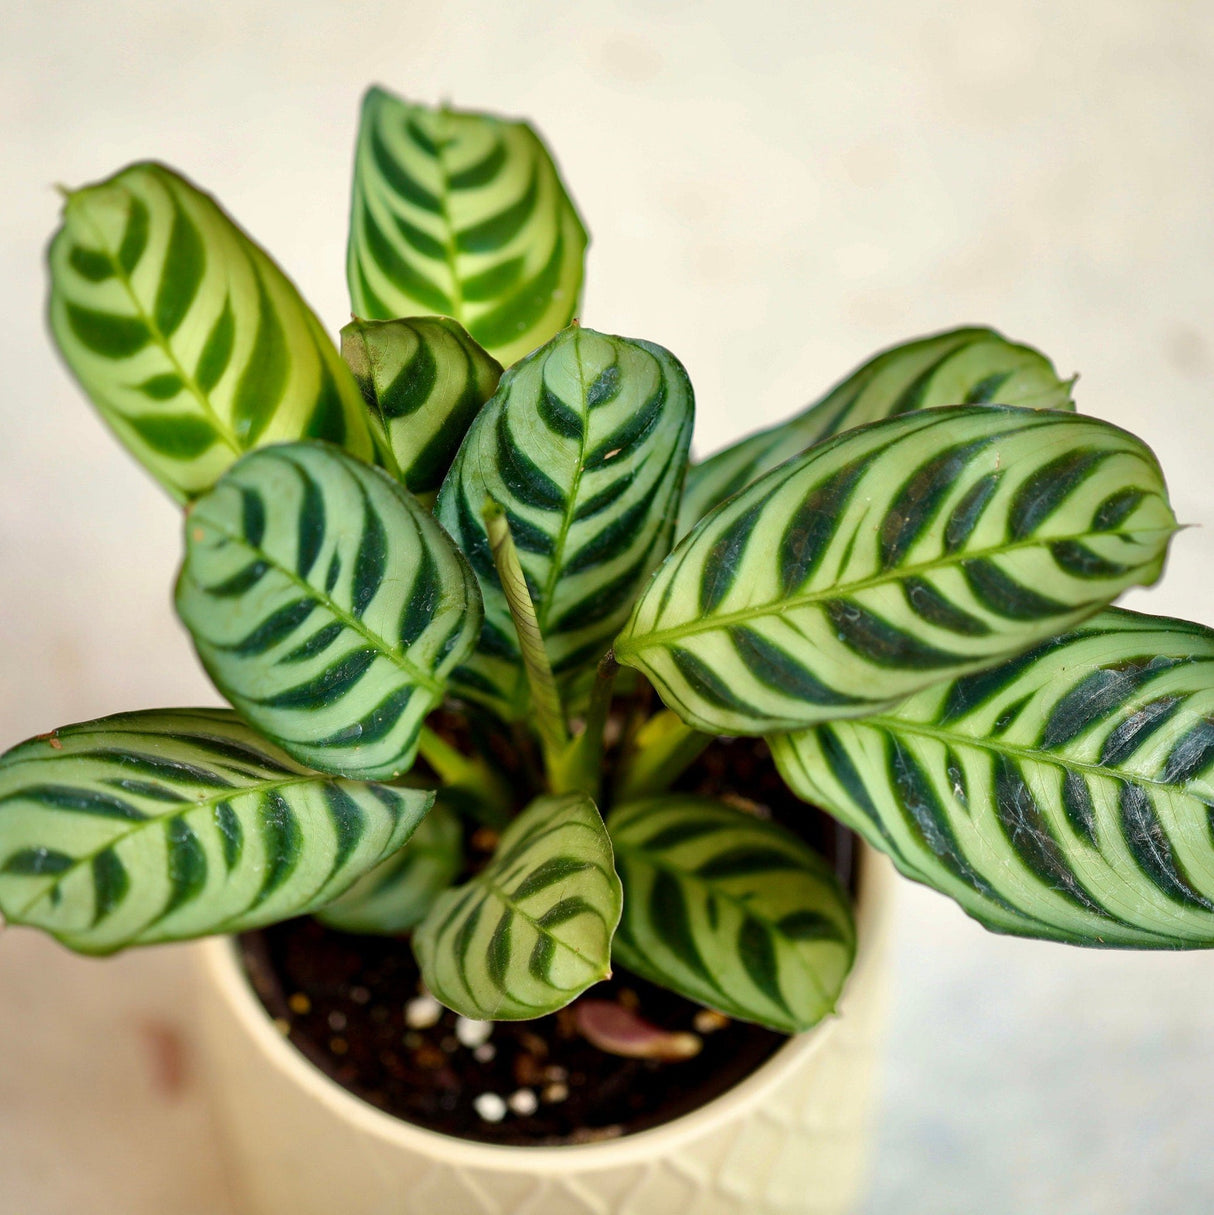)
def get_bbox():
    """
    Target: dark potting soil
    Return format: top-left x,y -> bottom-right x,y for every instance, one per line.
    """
239,735 -> 858,1146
